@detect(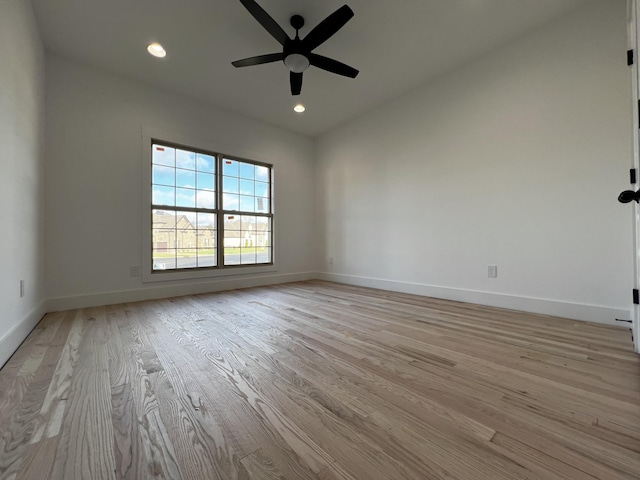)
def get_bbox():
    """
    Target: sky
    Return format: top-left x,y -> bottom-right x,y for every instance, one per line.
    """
151,144 -> 270,215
